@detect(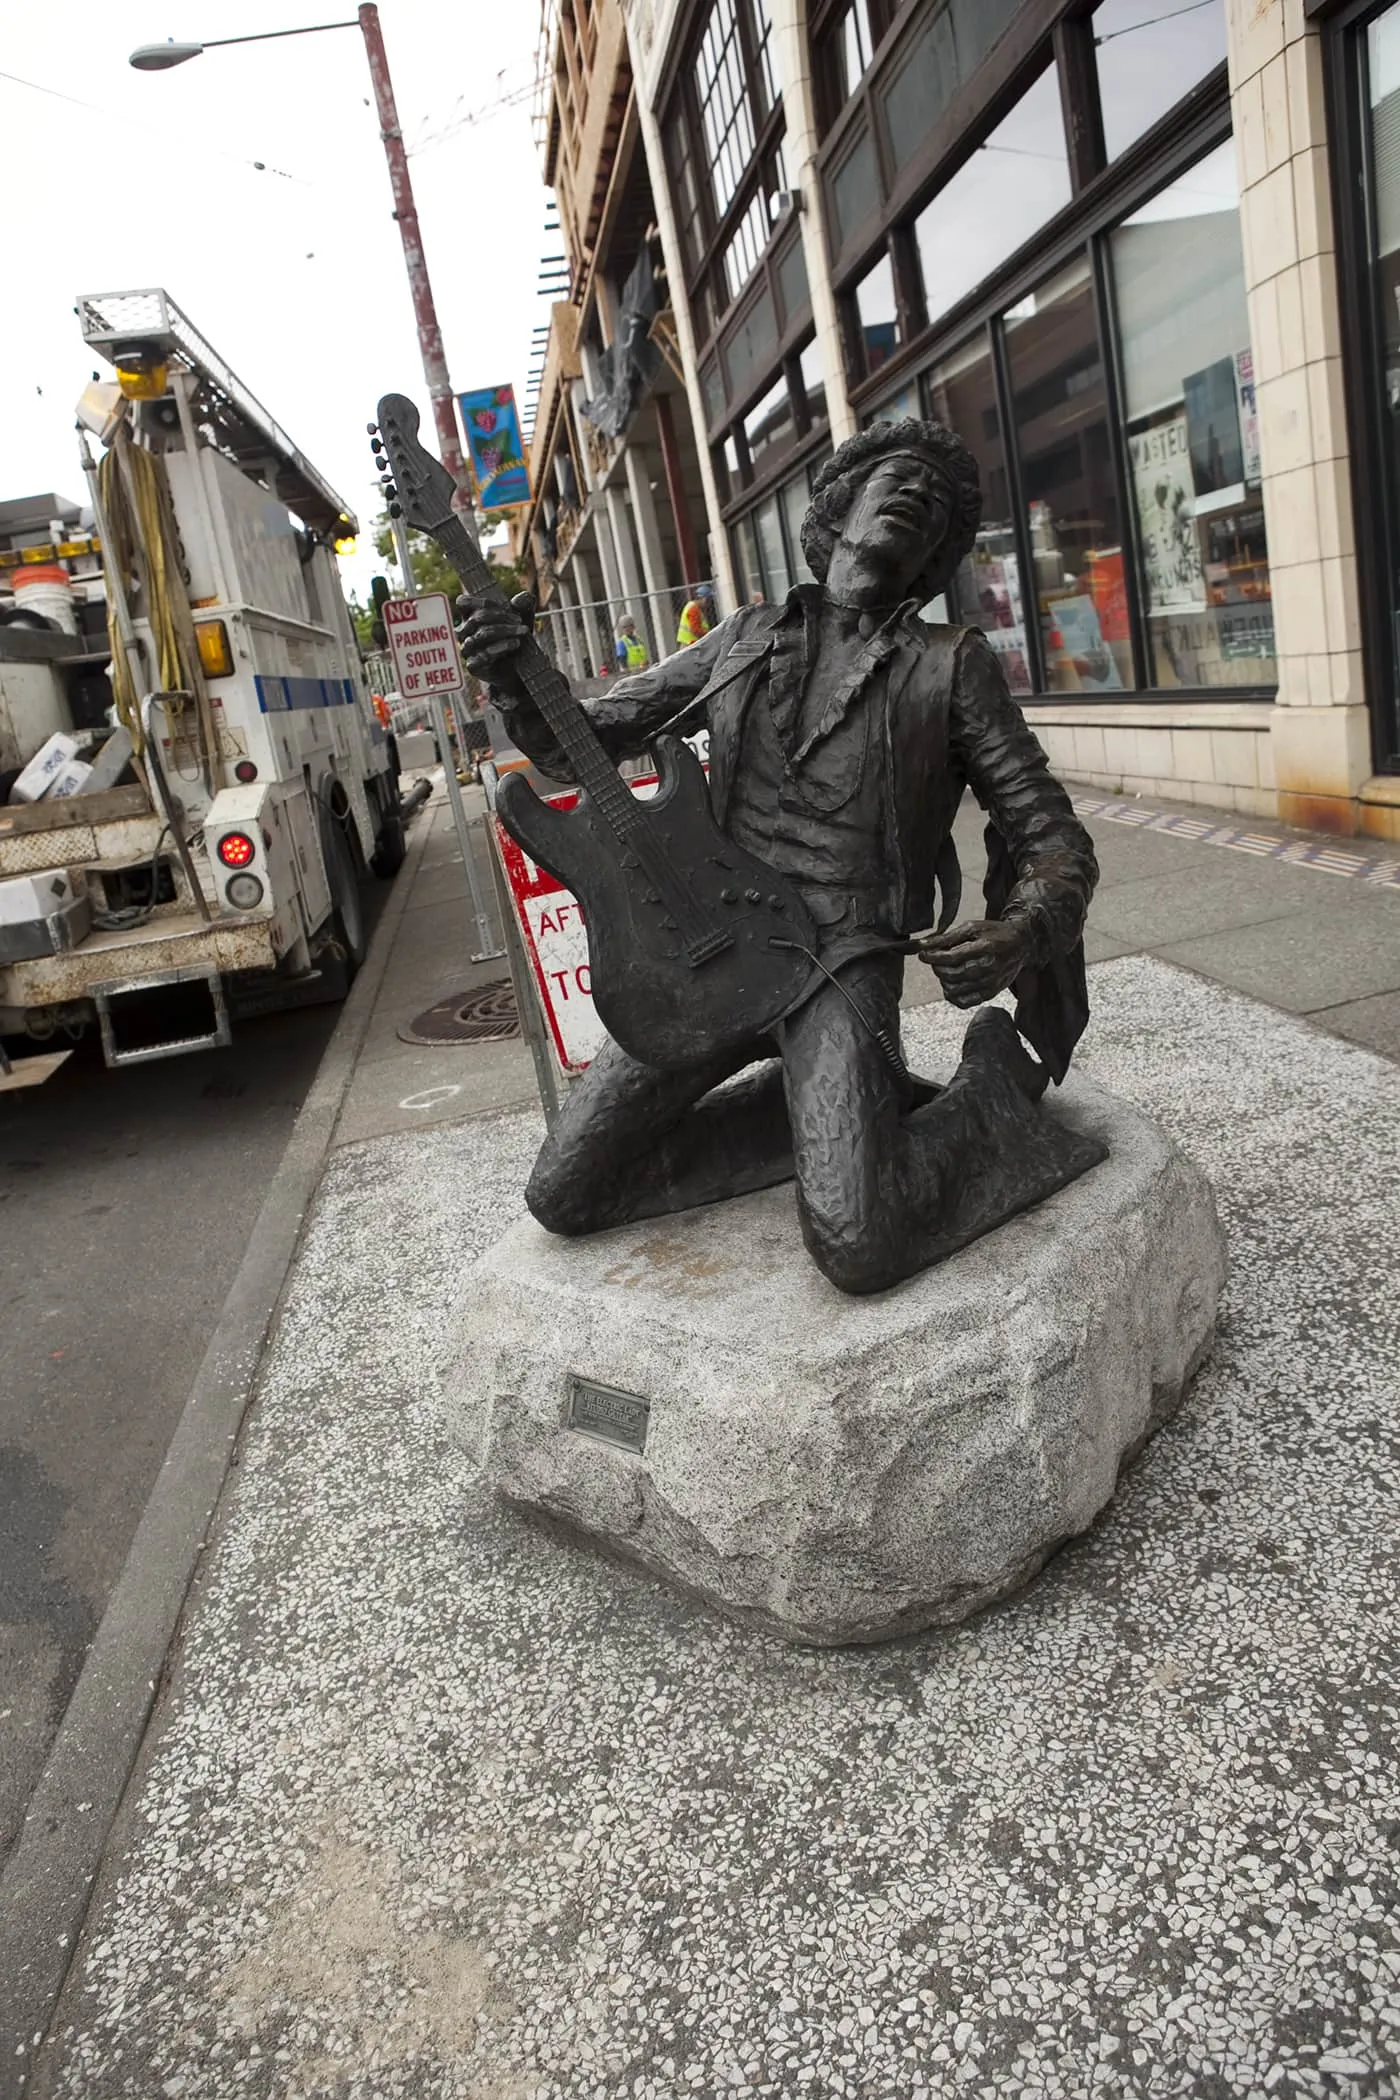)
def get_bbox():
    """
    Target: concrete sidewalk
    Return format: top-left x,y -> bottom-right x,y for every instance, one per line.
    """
17,782 -> 1400,2099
